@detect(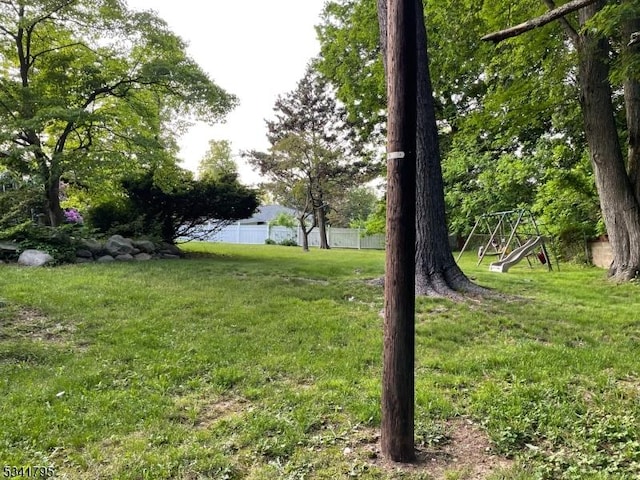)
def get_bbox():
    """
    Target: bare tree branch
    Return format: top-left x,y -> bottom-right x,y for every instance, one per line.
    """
481,0 -> 599,43
542,0 -> 580,45
30,41 -> 89,64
